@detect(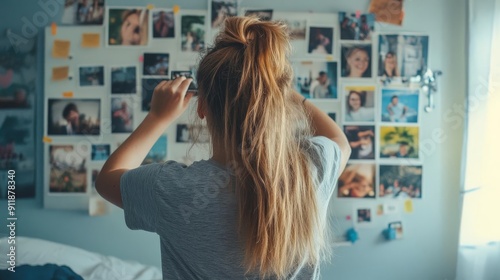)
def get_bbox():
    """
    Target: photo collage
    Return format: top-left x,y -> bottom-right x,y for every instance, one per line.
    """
44,1 -> 427,208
